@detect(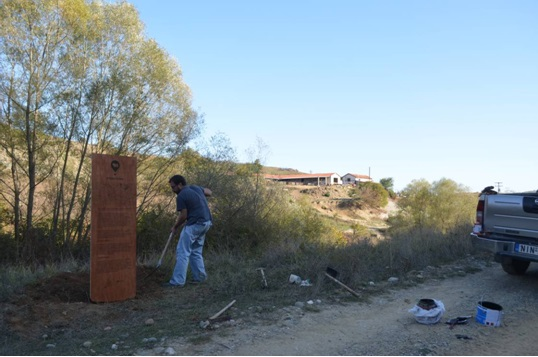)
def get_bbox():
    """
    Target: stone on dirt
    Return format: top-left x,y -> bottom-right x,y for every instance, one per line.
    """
164,347 -> 176,355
